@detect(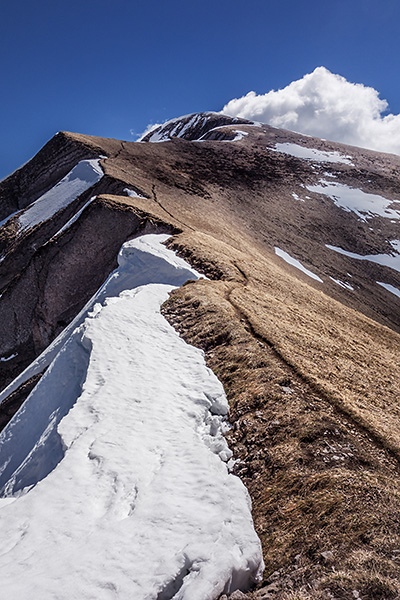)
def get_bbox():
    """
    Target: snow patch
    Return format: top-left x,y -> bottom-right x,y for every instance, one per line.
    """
275,247 -> 323,282
377,281 -> 400,299
292,192 -> 305,202
0,353 -> 17,363
0,234 -> 264,599
123,188 -> 147,199
307,180 -> 400,221
18,159 -> 103,231
329,276 -> 354,291
52,196 -> 96,239
326,244 -> 400,274
273,143 -> 353,165
232,130 -> 249,141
